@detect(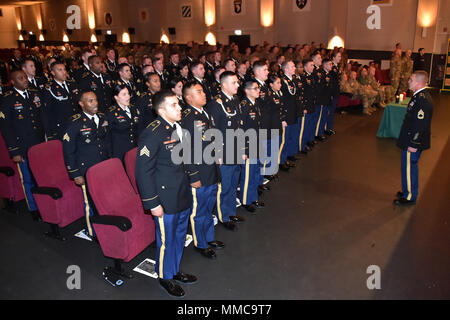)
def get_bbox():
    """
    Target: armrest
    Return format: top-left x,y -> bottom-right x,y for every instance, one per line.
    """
0,166 -> 14,177
31,186 -> 63,200
90,215 -> 132,232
